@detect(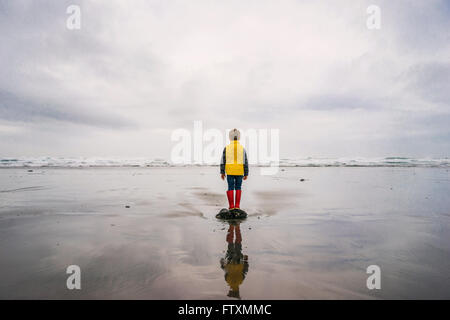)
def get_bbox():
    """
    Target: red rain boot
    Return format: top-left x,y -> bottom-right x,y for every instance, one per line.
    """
226,190 -> 234,209
235,190 -> 241,209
